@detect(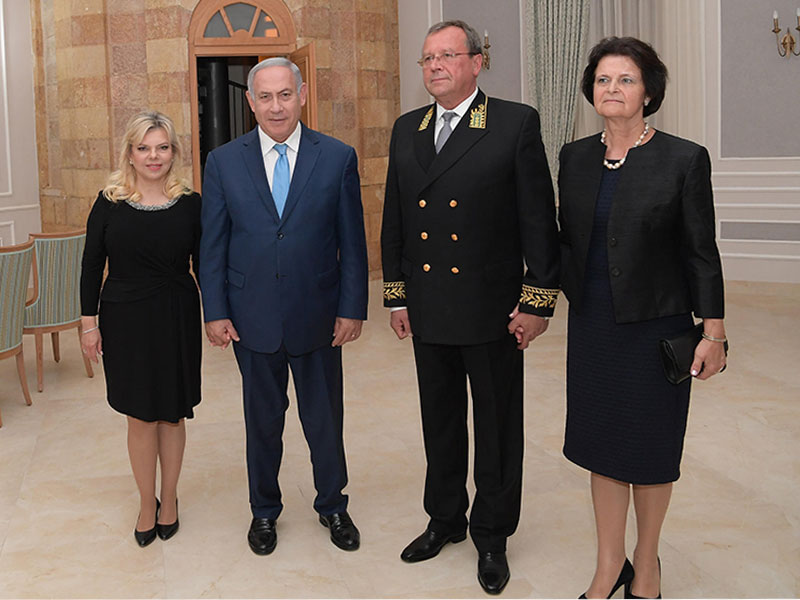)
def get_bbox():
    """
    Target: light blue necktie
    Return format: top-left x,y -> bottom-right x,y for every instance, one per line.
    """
272,143 -> 290,217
